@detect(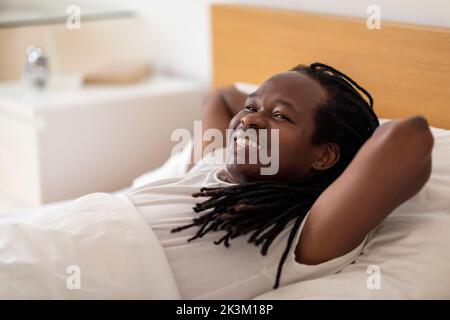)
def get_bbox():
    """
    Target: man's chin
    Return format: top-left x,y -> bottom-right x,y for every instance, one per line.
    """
226,163 -> 267,184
